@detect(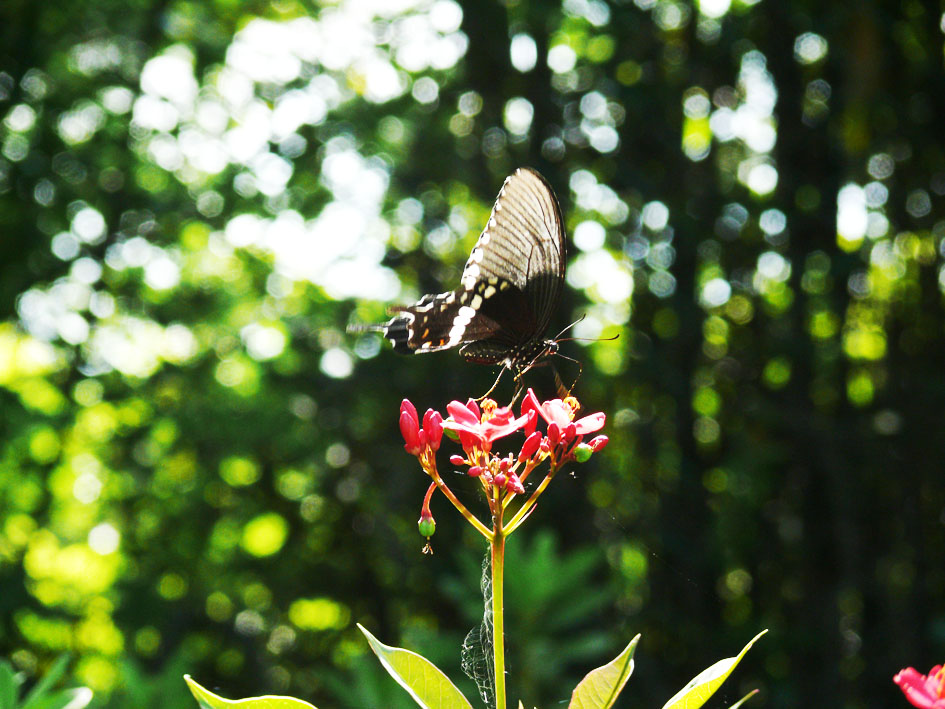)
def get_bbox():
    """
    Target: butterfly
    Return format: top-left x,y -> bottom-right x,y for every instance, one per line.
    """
352,167 -> 567,390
